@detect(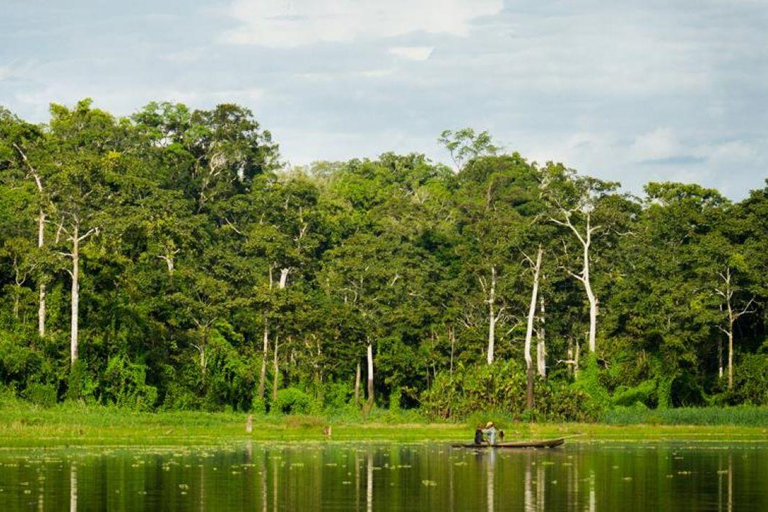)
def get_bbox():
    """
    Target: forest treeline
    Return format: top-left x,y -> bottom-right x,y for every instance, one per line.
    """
1,100 -> 767,420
